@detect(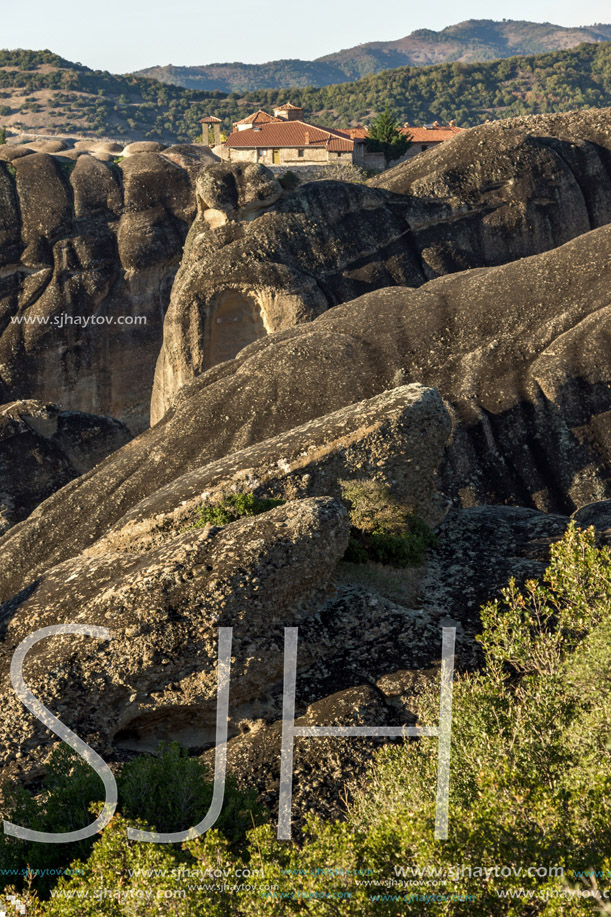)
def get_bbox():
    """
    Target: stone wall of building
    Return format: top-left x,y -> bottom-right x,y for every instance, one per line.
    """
225,147 -> 354,166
